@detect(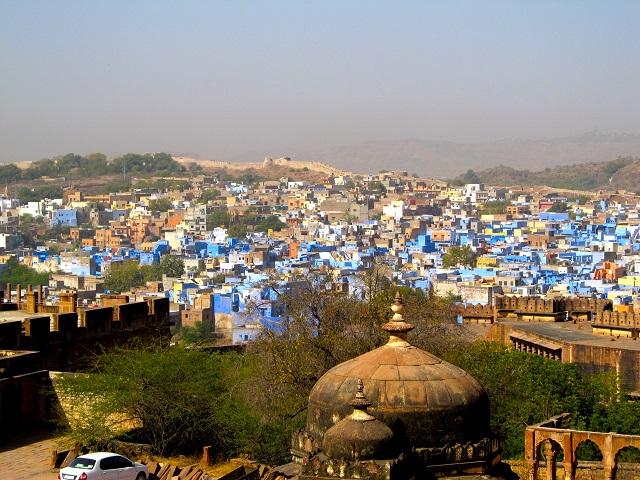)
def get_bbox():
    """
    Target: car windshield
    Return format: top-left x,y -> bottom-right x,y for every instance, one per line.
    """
69,458 -> 96,470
